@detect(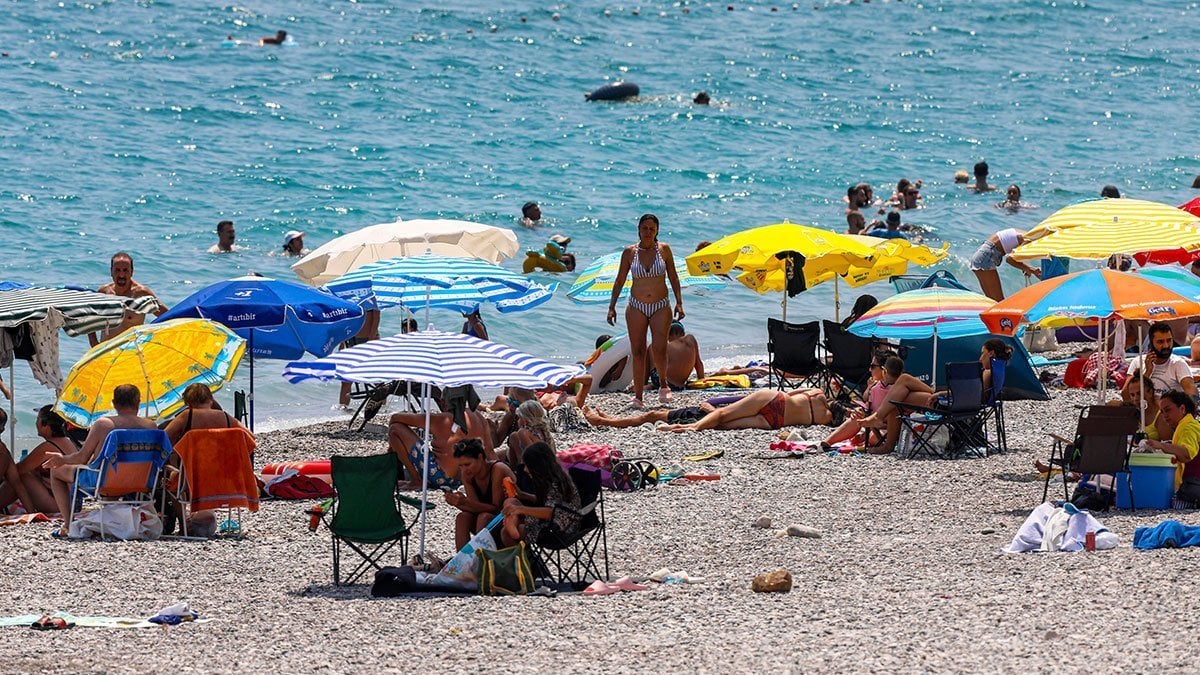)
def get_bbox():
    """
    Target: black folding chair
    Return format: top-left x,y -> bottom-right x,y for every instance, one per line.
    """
527,465 -> 609,591
895,361 -> 994,459
766,318 -> 825,391
348,381 -> 421,431
1040,405 -> 1139,510
821,320 -> 874,403
980,357 -> 1008,455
